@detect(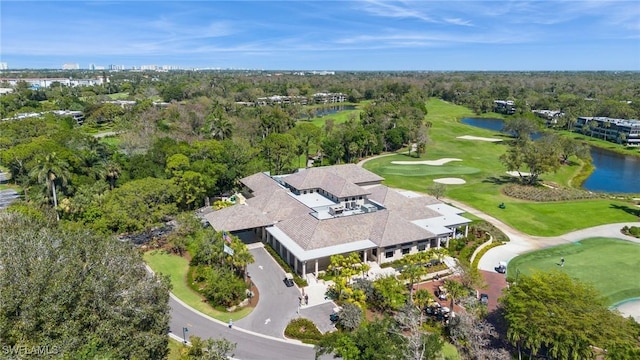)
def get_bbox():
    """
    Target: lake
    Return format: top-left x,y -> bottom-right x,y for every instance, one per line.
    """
301,105 -> 357,119
461,117 -> 640,194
